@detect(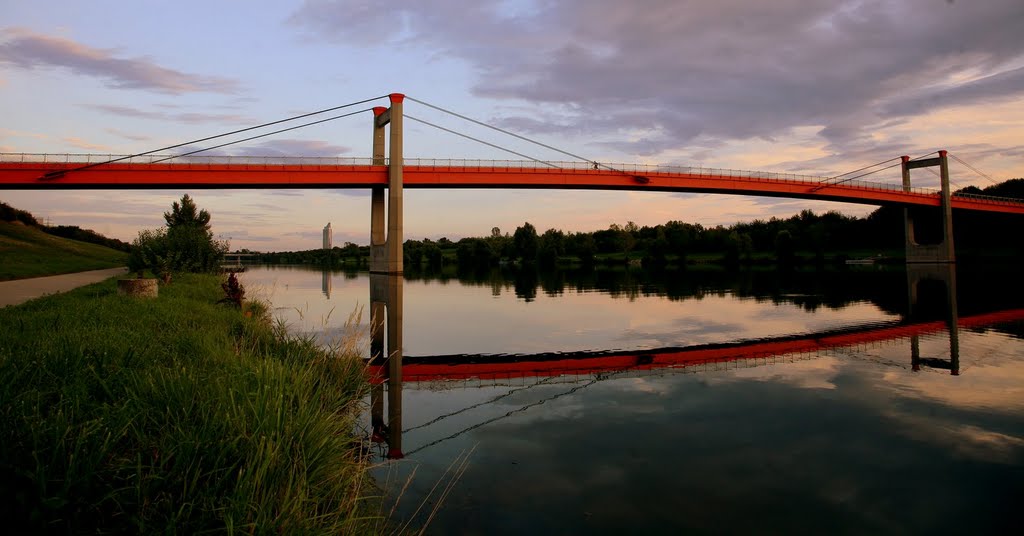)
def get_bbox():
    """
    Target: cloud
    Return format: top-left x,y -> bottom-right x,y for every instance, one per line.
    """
228,139 -> 351,157
163,140 -> 352,163
104,128 -> 151,142
87,104 -> 256,125
0,28 -> 240,94
61,136 -> 111,151
290,0 -> 1024,160
883,65 -> 1024,116
218,230 -> 279,243
0,127 -> 48,141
